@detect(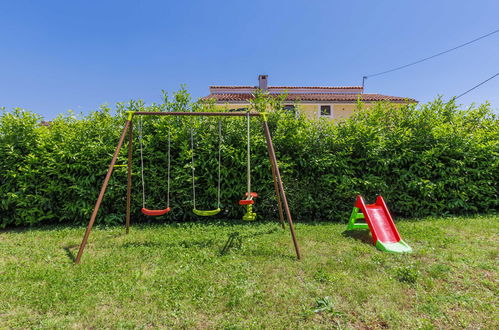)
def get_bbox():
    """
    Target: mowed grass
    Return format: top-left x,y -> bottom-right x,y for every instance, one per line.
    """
0,215 -> 497,328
